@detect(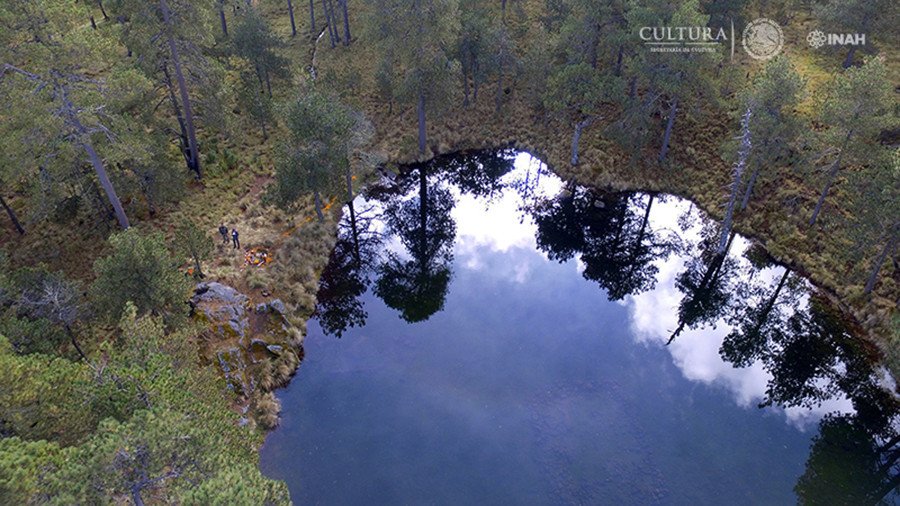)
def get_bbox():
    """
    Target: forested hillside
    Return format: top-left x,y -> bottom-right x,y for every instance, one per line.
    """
0,0 -> 897,502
